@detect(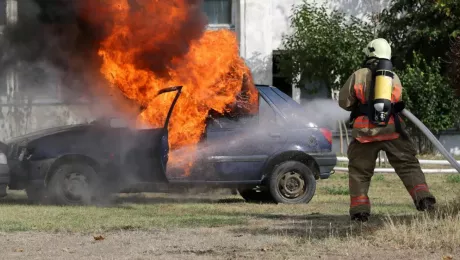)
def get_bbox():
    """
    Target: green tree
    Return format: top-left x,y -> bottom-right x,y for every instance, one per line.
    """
277,1 -> 374,93
379,0 -> 460,71
398,52 -> 460,152
447,36 -> 460,96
